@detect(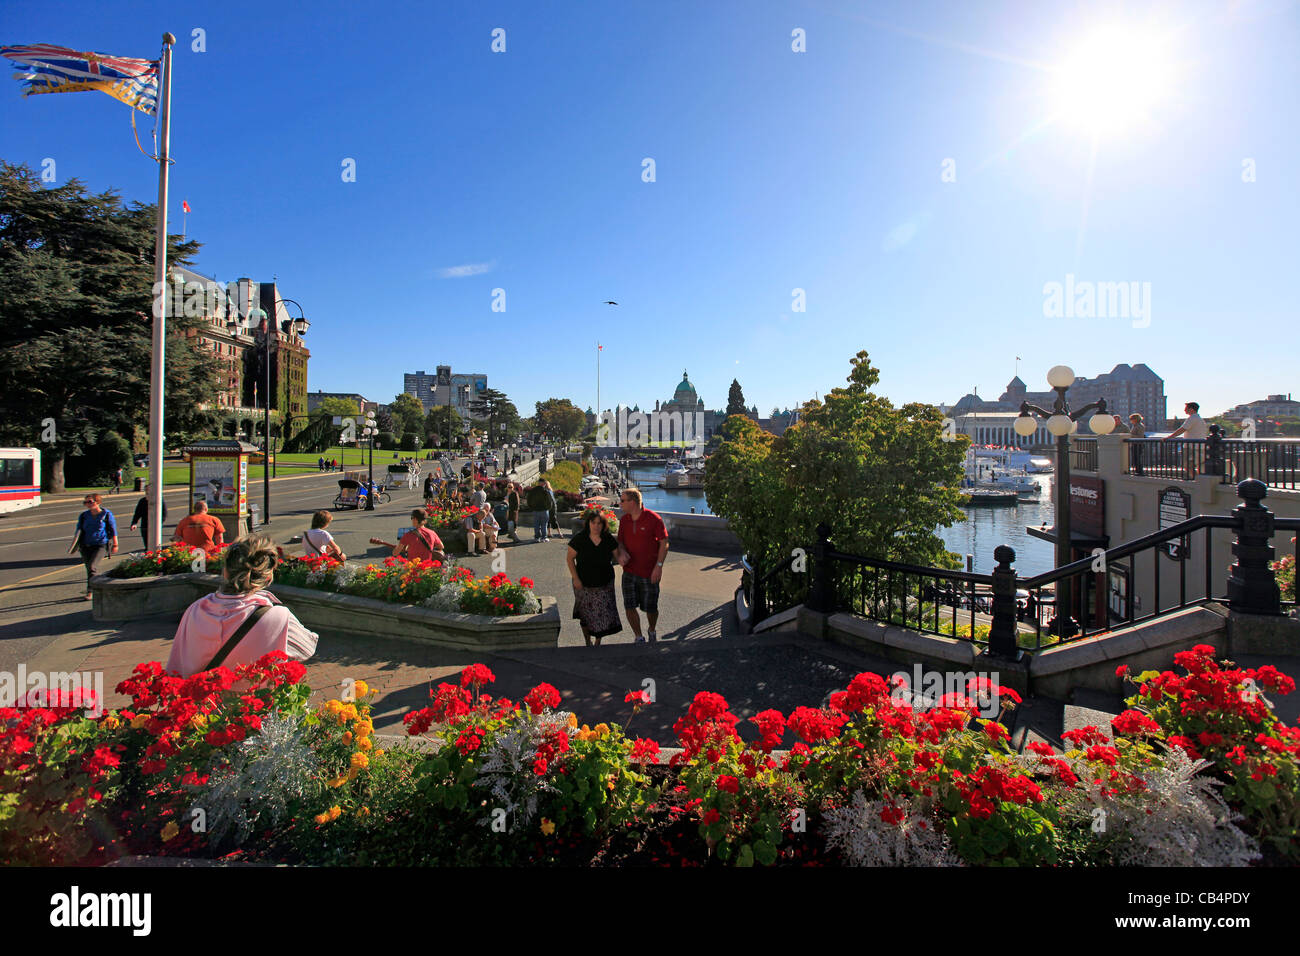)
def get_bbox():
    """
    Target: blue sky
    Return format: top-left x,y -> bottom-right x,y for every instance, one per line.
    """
3,0 -> 1297,422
